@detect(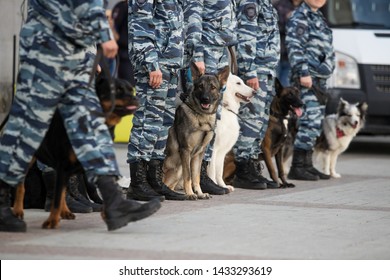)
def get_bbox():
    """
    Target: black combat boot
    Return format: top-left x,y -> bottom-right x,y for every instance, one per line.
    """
127,160 -> 165,202
233,160 -> 267,189
288,149 -> 319,181
83,177 -> 104,205
97,175 -> 161,231
65,192 -> 93,213
68,174 -> 103,212
200,161 -> 228,195
305,150 -> 331,180
147,159 -> 187,200
0,180 -> 27,232
249,159 -> 279,189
